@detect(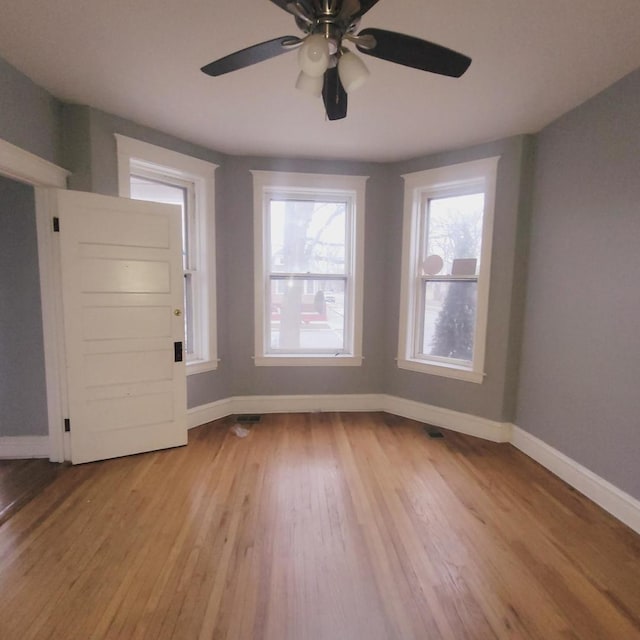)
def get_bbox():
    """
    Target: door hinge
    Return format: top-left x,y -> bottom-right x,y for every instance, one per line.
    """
174,341 -> 183,363
53,217 -> 60,232
64,418 -> 71,432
